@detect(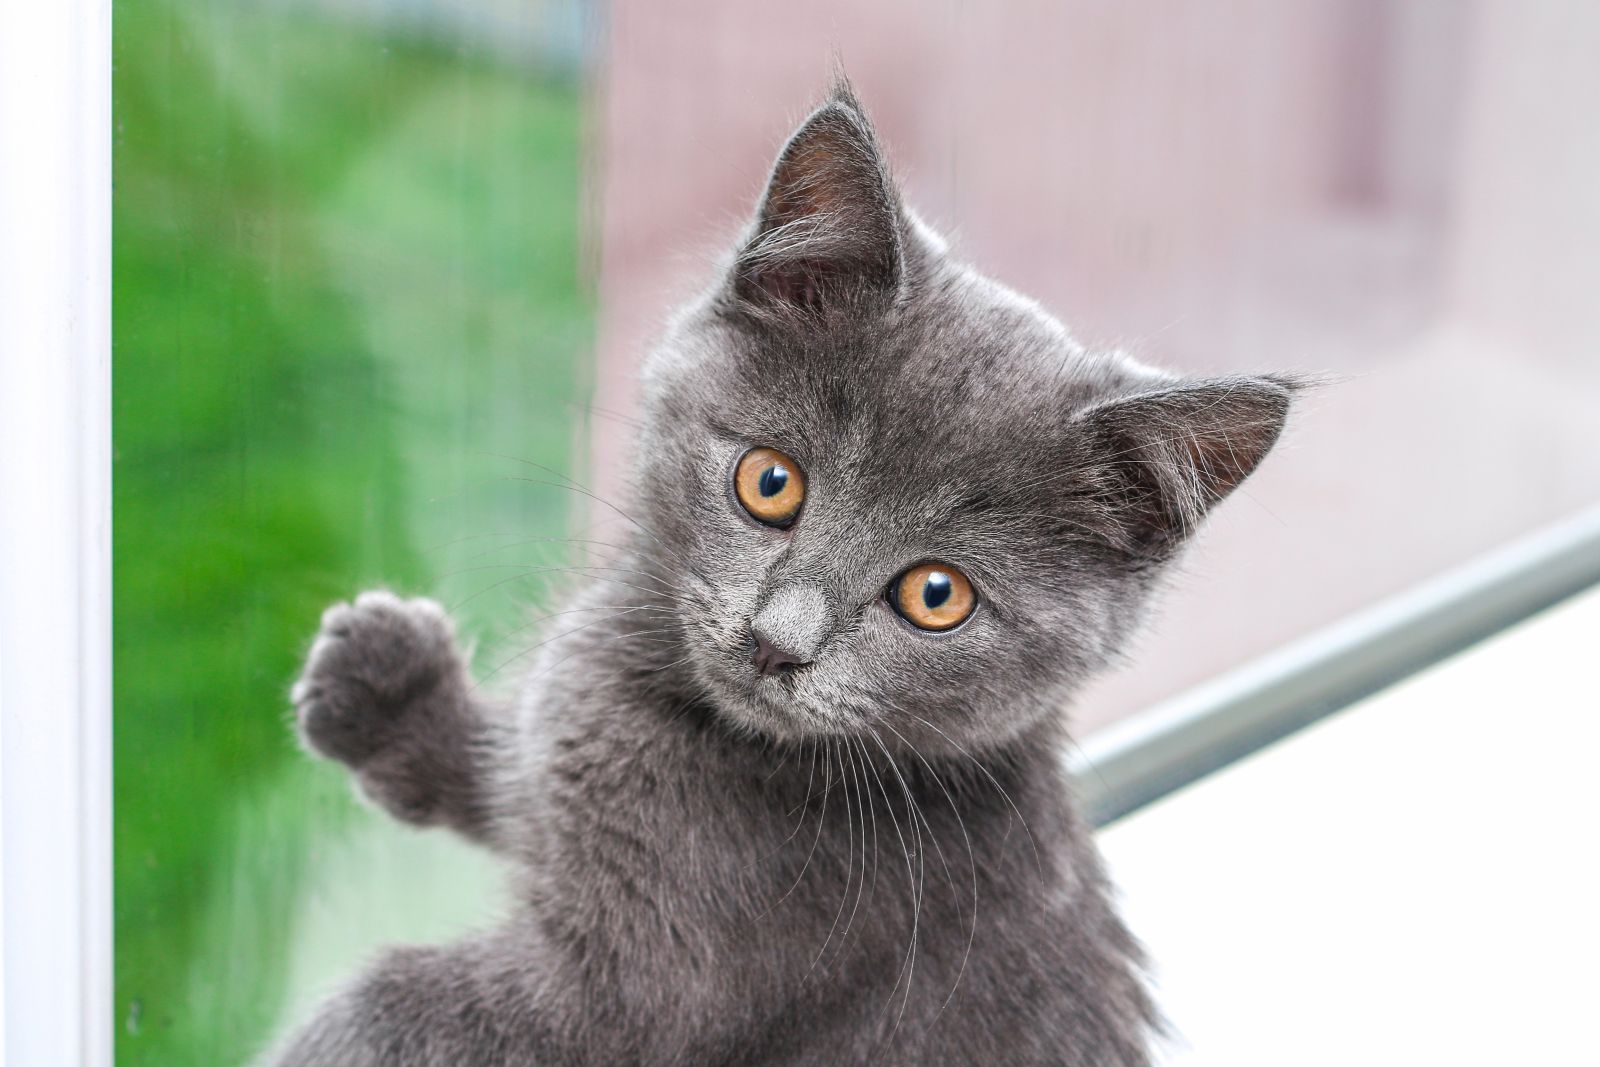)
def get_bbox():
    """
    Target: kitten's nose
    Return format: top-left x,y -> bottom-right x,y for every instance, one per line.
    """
750,628 -> 807,676
749,583 -> 829,677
